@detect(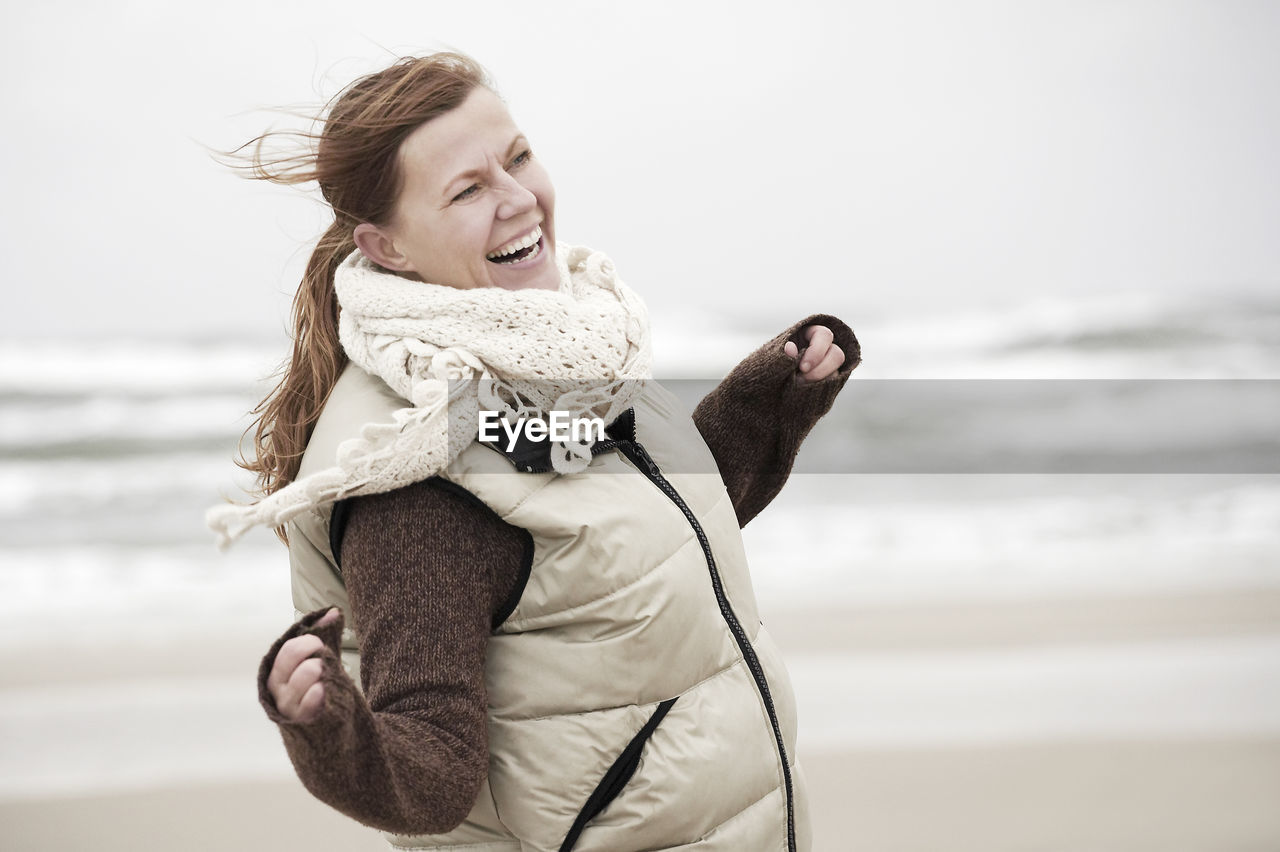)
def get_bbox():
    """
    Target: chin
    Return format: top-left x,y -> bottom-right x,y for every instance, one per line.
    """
494,273 -> 558,292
